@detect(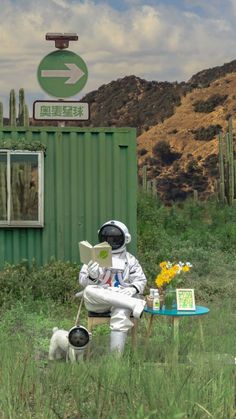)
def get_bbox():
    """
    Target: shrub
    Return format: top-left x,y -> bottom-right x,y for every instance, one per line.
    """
193,125 -> 222,141
203,154 -> 219,176
168,188 -> 188,201
148,166 -> 161,177
225,113 -> 232,121
30,260 -> 80,303
0,262 -> 30,308
144,156 -> 159,166
186,158 -> 199,174
152,140 -> 182,164
193,94 -> 228,113
172,161 -> 180,171
138,148 -> 148,156
0,260 -> 80,309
